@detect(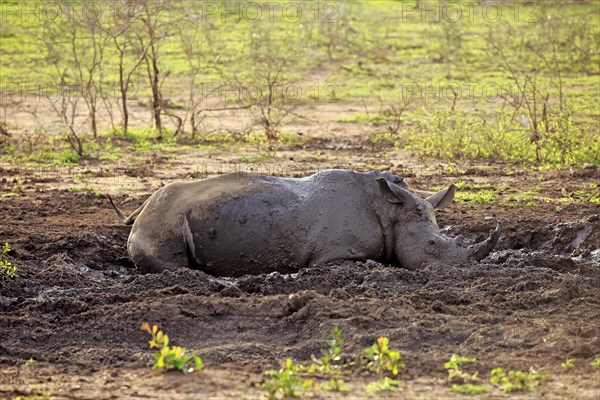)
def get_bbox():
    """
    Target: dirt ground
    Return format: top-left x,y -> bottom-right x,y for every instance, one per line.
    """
0,144 -> 599,399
